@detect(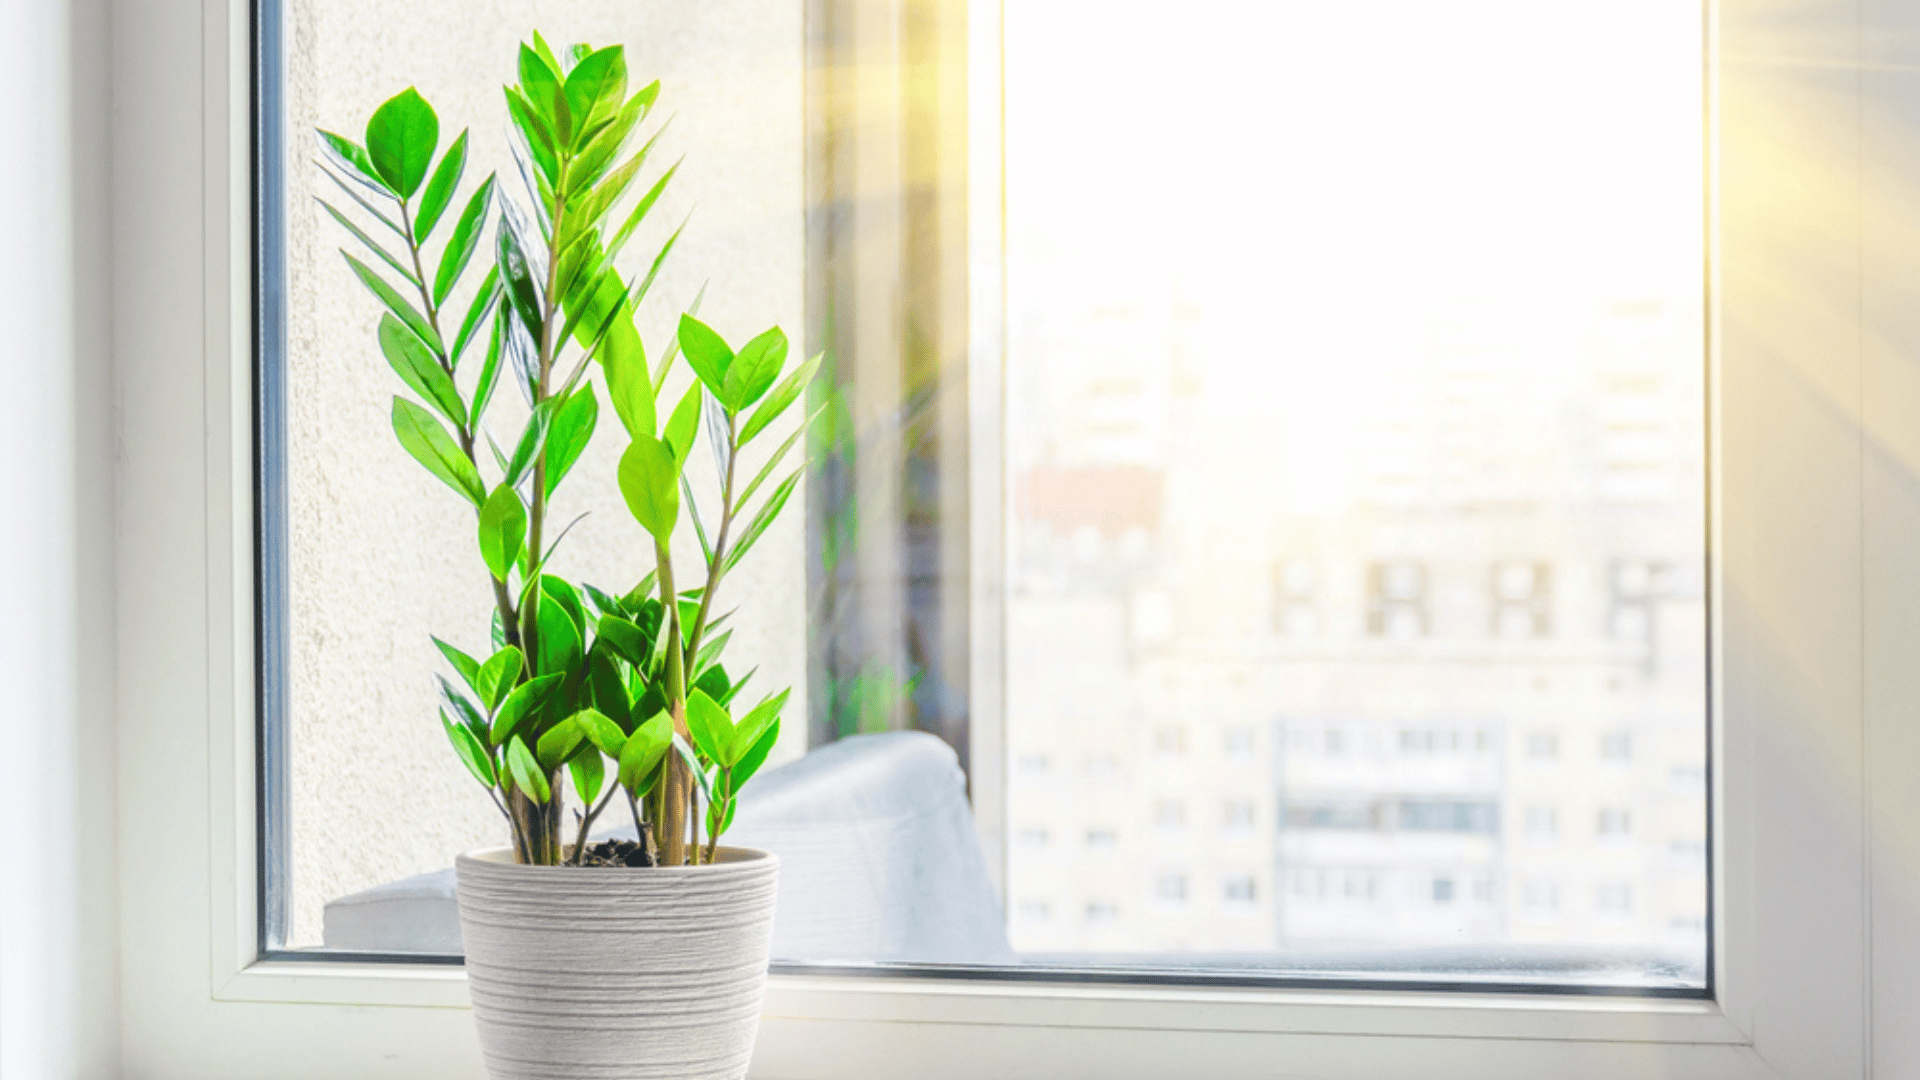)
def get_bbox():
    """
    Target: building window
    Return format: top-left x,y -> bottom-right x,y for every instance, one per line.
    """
1596,883 -> 1634,915
1491,561 -> 1553,638
1526,731 -> 1560,760
1600,730 -> 1633,762
1222,798 -> 1257,834
1597,807 -> 1633,838
1273,558 -> 1319,637
1433,876 -> 1456,904
1154,799 -> 1186,831
1399,800 -> 1499,834
1525,805 -> 1559,840
1152,725 -> 1186,756
1017,827 -> 1051,848
1524,880 -> 1562,913
1017,900 -> 1052,922
1223,875 -> 1258,905
1086,828 -> 1120,849
1223,725 -> 1257,759
1367,561 -> 1429,639
1085,901 -> 1120,924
